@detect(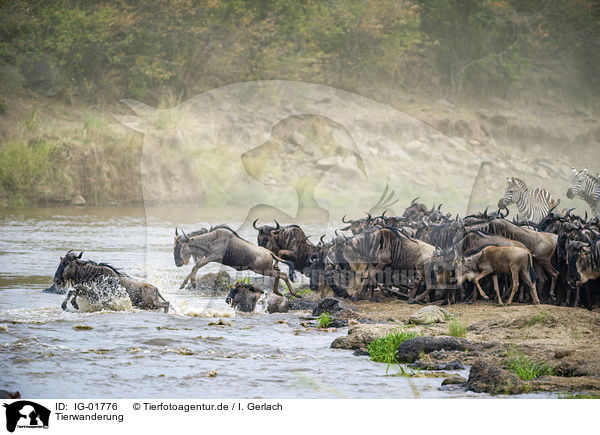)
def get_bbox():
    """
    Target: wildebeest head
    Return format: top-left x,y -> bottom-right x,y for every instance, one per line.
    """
225,282 -> 264,312
53,250 -> 83,286
253,218 -> 280,249
341,213 -> 372,235
173,228 -> 192,267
